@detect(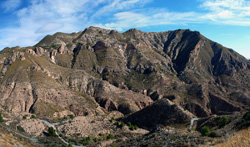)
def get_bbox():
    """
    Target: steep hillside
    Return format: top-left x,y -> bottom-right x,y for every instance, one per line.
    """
35,26 -> 250,118
0,26 -> 250,146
